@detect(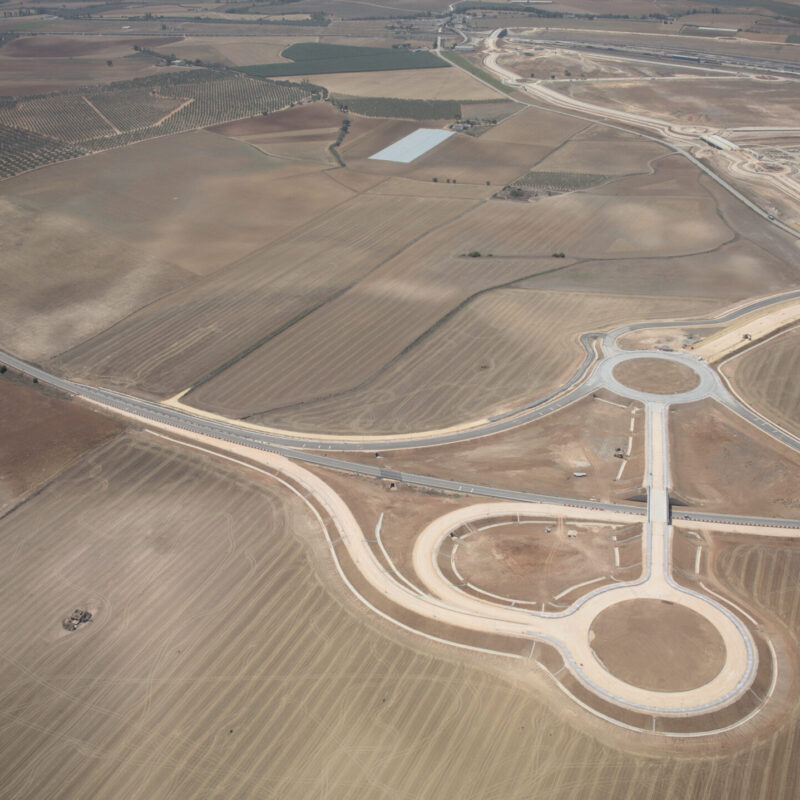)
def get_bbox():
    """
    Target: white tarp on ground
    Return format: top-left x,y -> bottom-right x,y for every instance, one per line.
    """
369,128 -> 454,163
